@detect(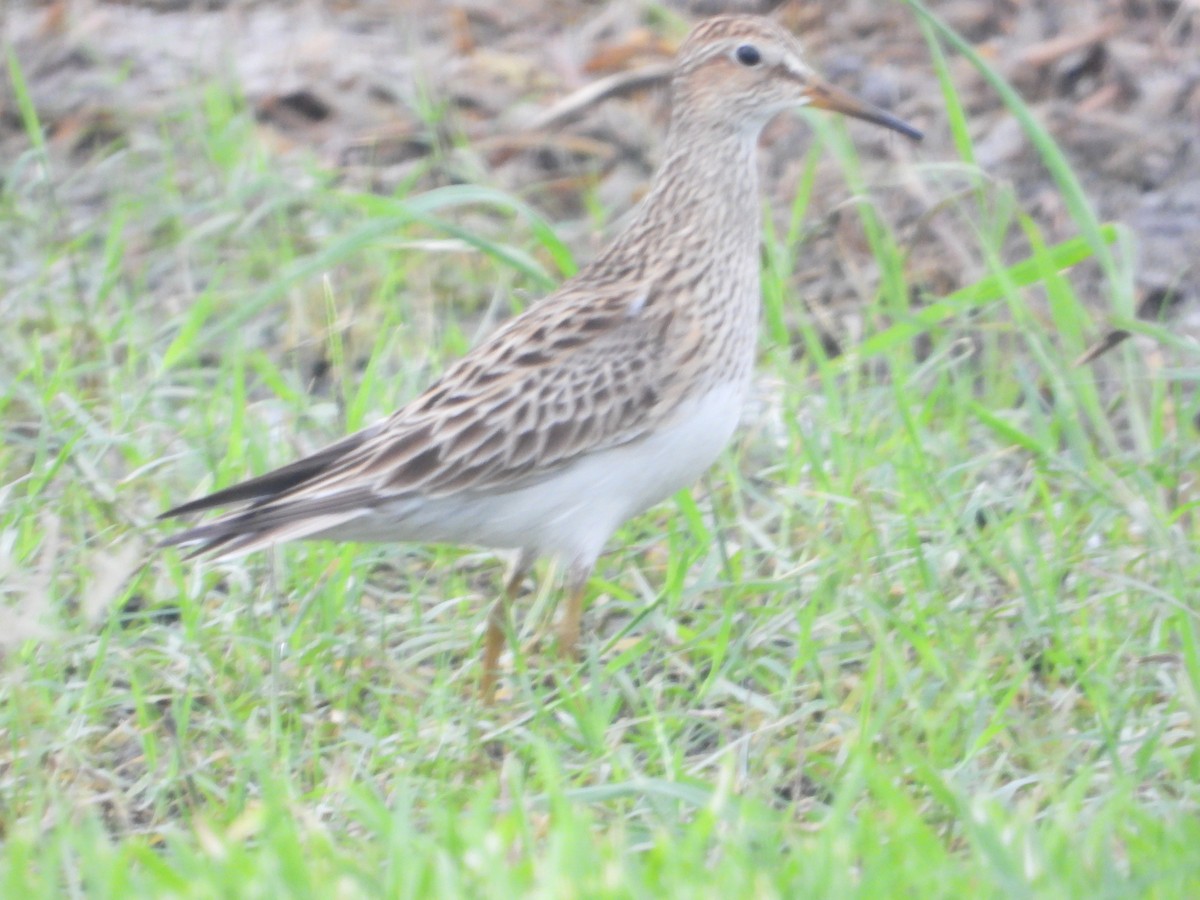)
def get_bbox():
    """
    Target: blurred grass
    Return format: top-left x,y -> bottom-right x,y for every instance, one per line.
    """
3,5 -> 1200,897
